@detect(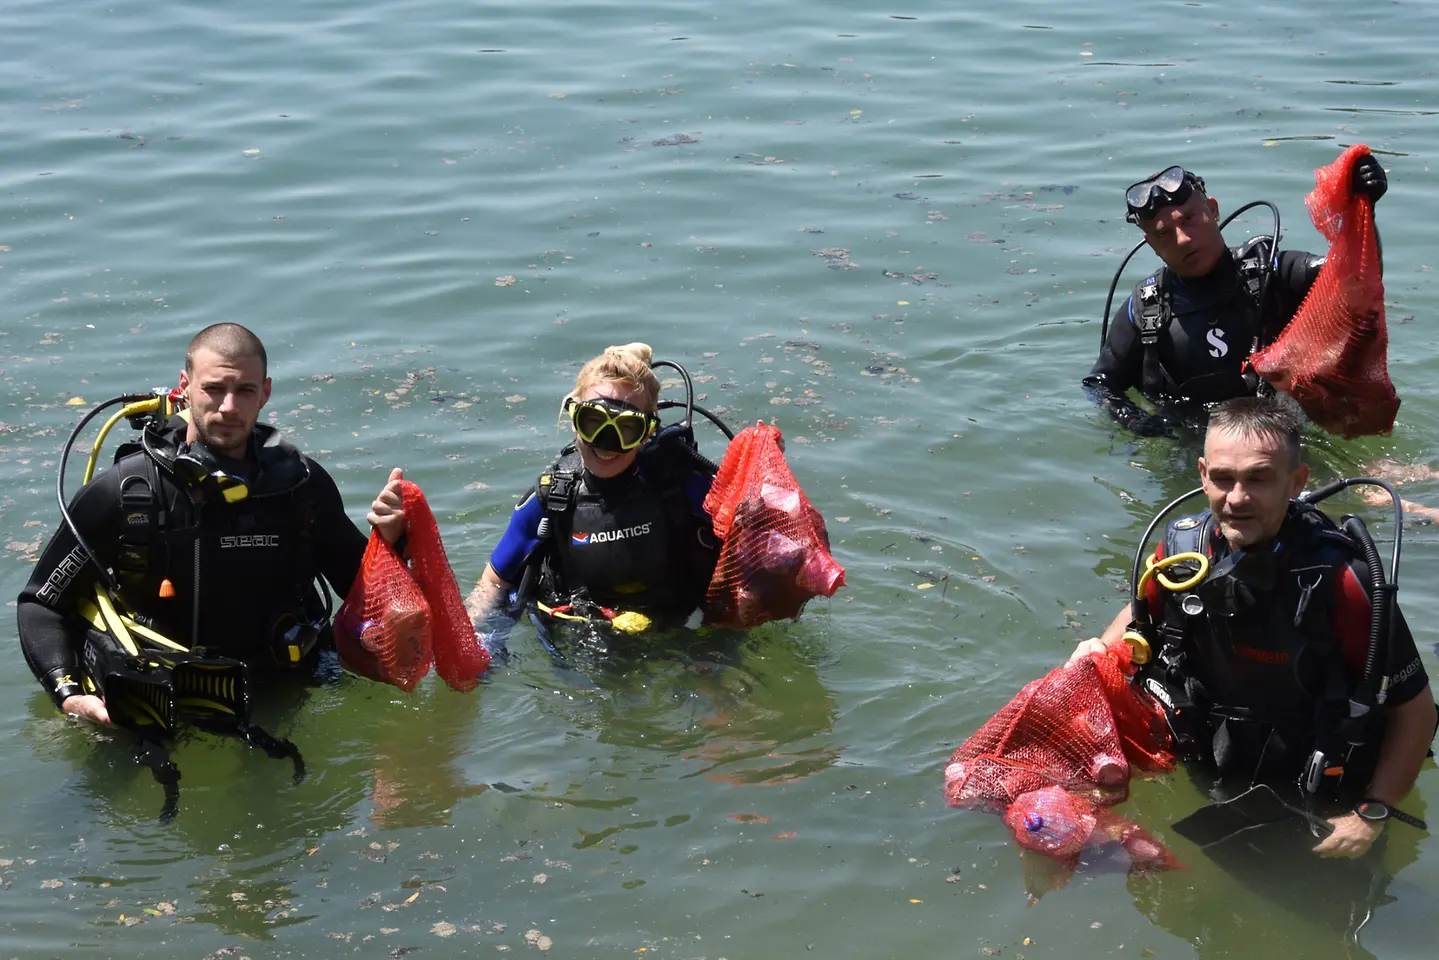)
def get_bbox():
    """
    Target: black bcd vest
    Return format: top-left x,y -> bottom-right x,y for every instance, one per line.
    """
1138,503 -> 1380,789
1132,238 -> 1272,404
533,440 -> 718,620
